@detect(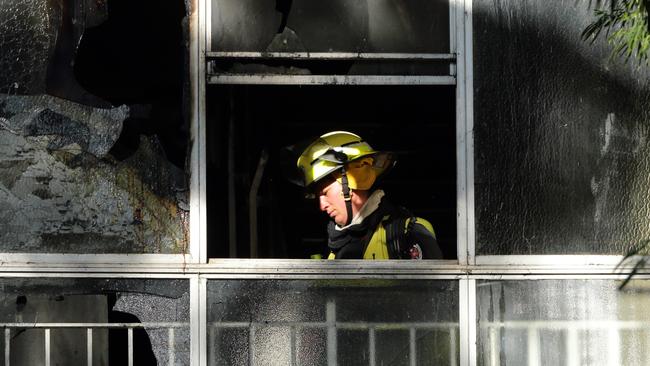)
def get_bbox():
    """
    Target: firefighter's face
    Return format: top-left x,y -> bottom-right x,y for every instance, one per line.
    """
317,178 -> 348,226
